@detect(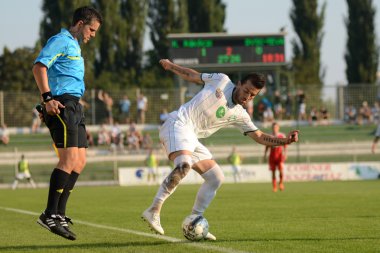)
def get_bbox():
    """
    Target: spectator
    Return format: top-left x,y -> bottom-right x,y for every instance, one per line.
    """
142,132 -> 154,150
97,124 -> 111,146
0,123 -> 10,145
86,129 -> 94,147
319,107 -> 329,125
119,95 -> 131,124
159,108 -> 169,125
12,154 -> 37,190
31,107 -> 42,133
284,92 -> 293,120
372,101 -> 380,125
263,106 -> 274,126
358,101 -> 372,125
297,89 -> 306,121
137,93 -> 148,124
308,106 -> 319,125
344,105 -> 357,124
273,90 -> 283,120
98,90 -> 114,124
127,132 -> 140,151
110,122 -> 124,150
